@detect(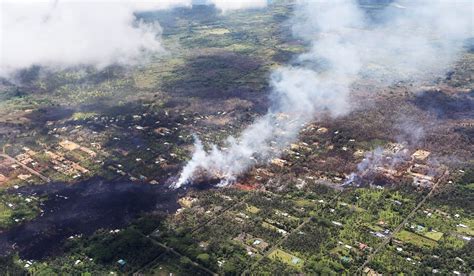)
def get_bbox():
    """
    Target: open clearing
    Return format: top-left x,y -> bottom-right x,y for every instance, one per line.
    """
395,230 -> 437,248
268,248 -> 304,268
